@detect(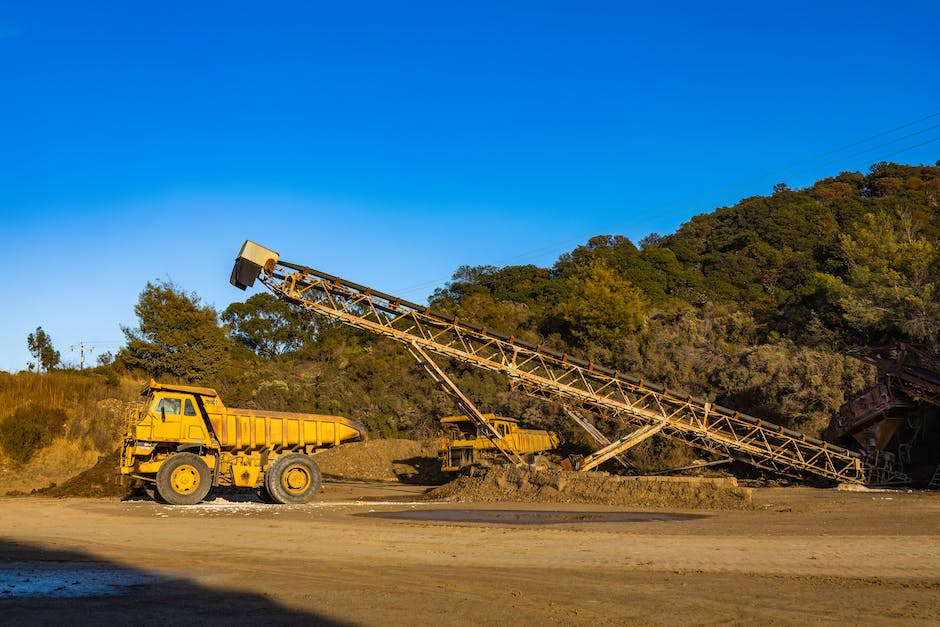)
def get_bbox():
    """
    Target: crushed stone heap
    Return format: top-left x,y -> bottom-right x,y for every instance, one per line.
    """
424,466 -> 753,510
